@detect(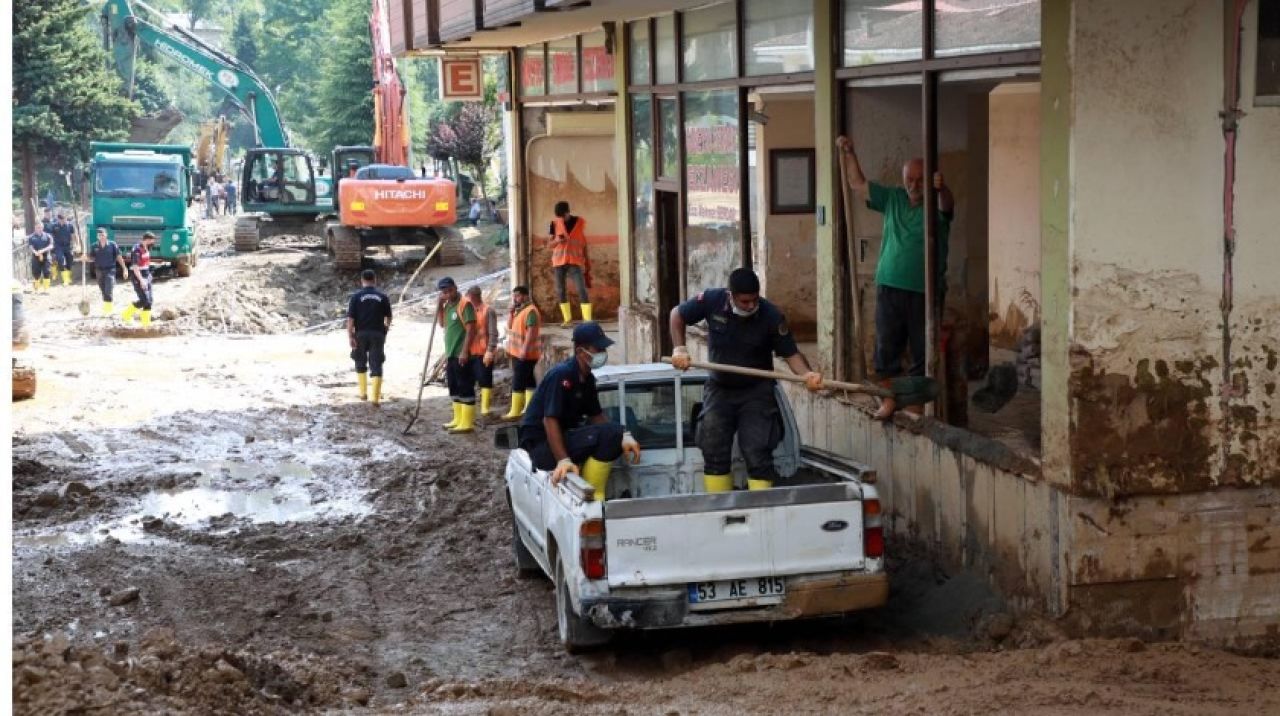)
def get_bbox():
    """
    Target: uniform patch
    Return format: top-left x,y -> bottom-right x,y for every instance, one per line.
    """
561,379 -> 573,389
695,292 -> 704,302
778,320 -> 790,336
